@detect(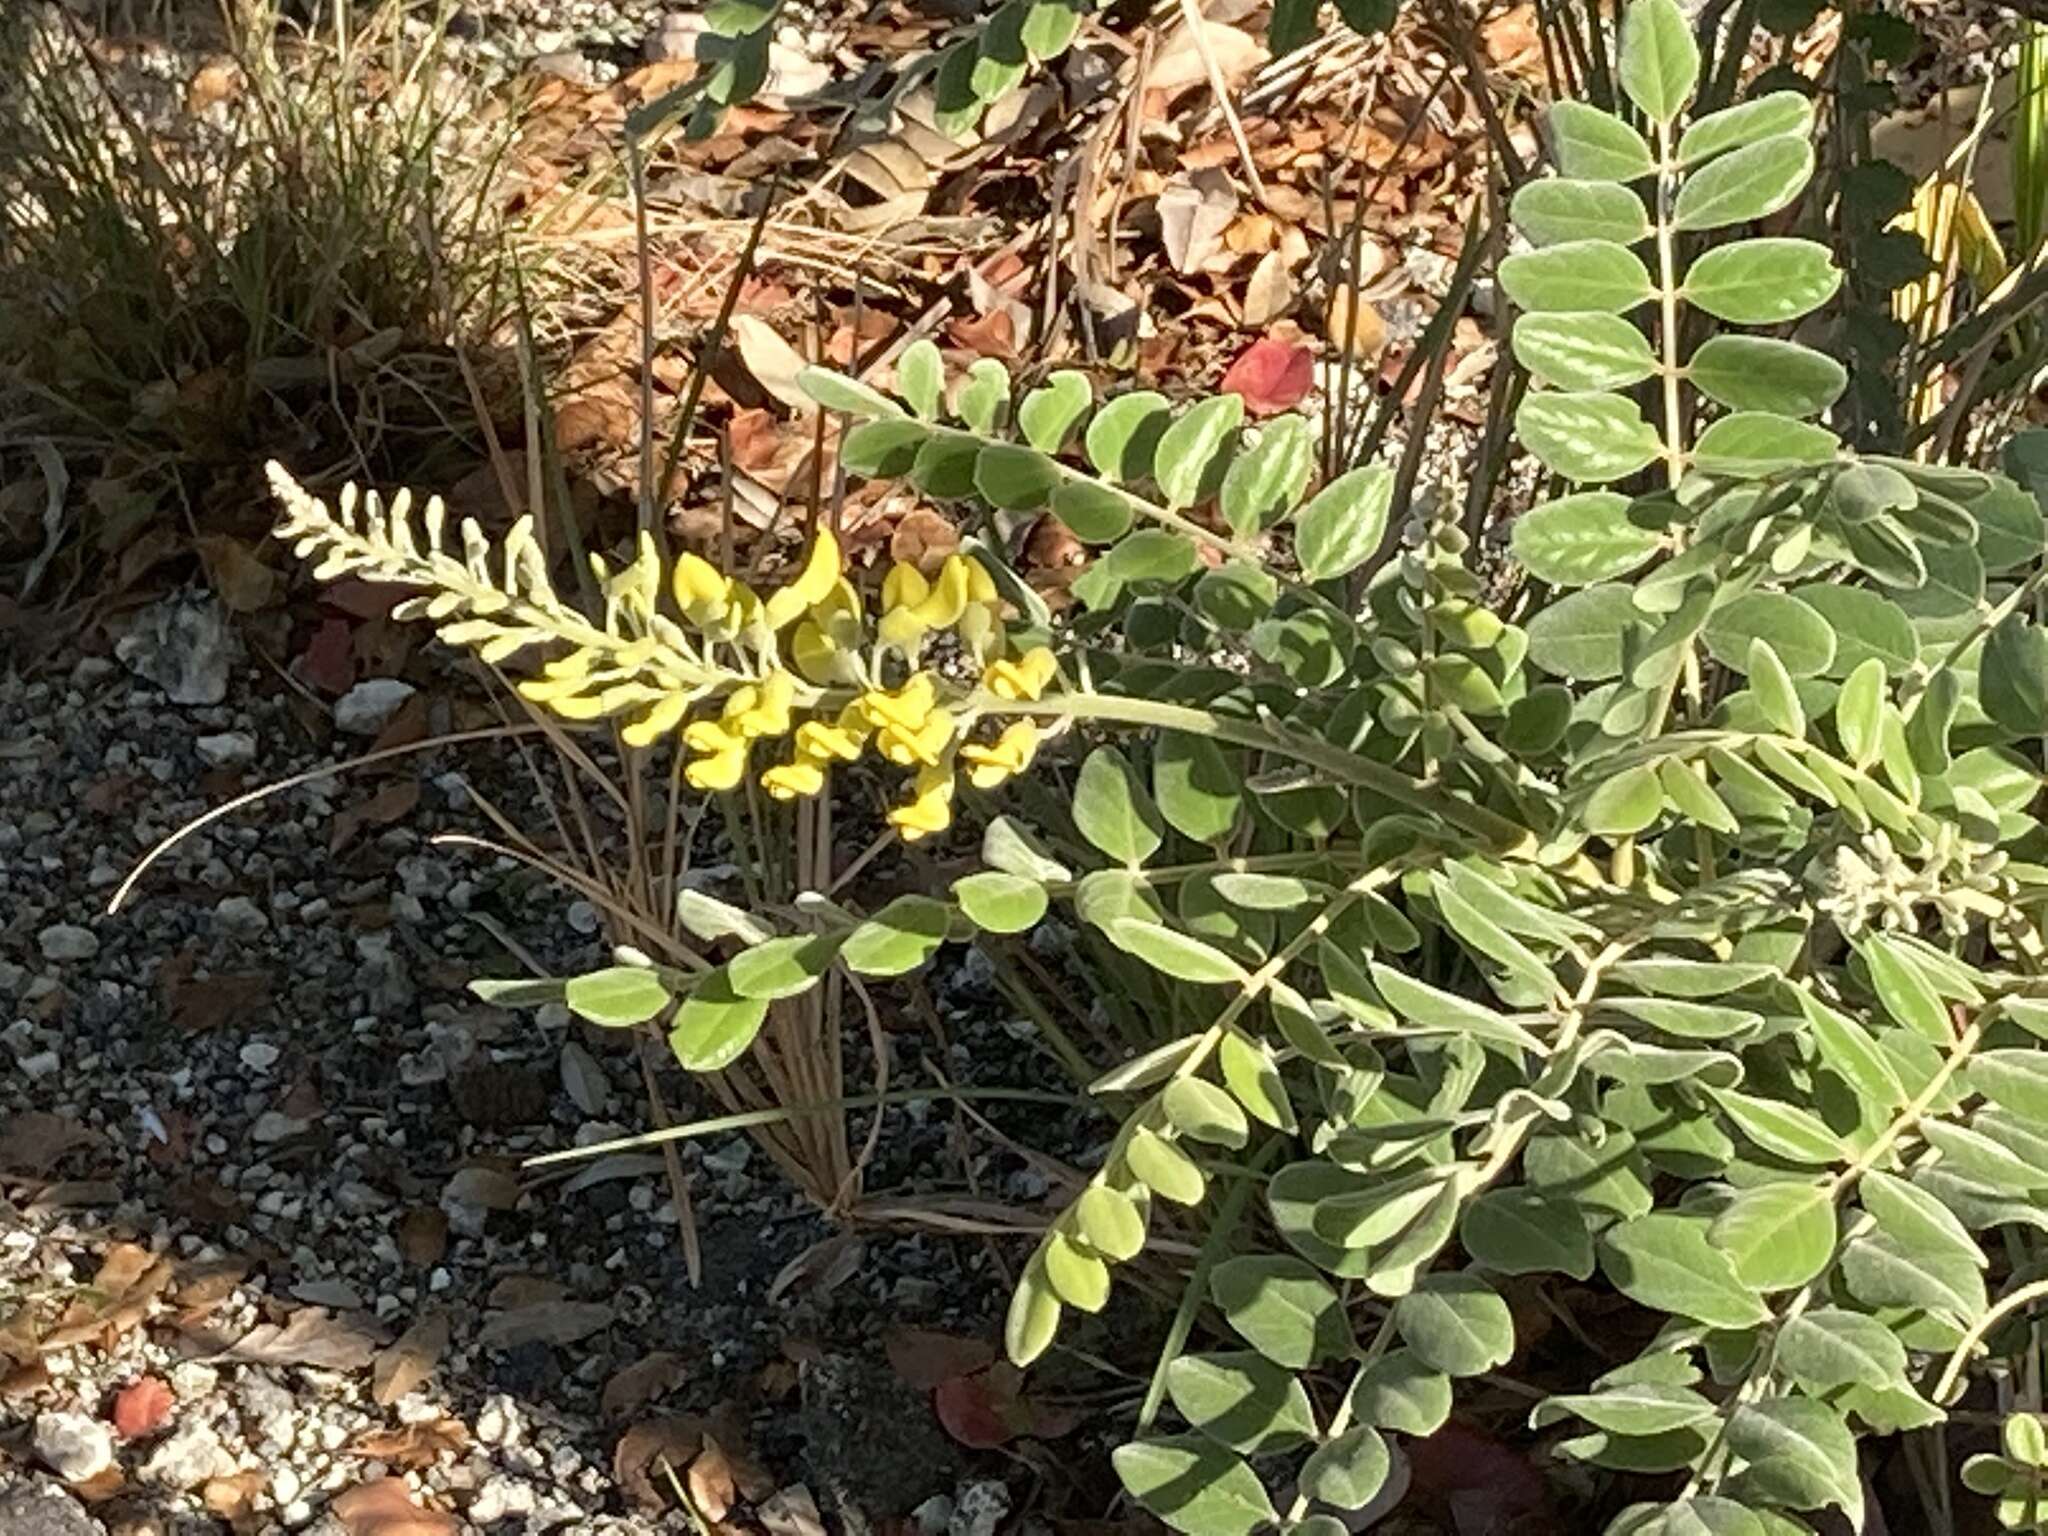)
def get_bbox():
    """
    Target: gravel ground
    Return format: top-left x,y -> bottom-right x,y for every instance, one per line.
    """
0,595 -> 1109,1534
